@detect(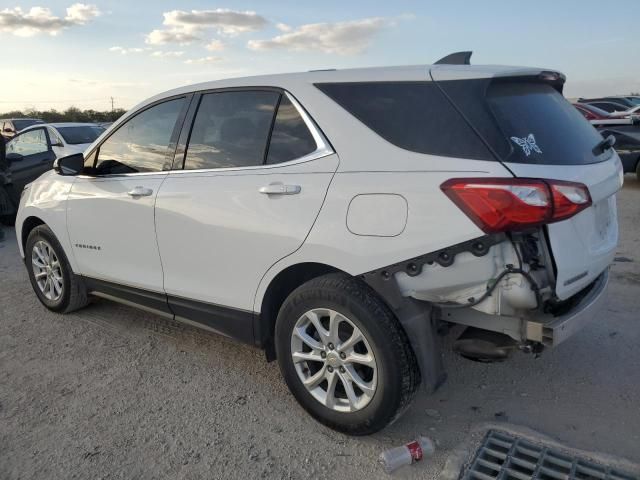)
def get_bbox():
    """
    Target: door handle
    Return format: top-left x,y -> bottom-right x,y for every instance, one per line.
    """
259,183 -> 301,195
127,186 -> 154,197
